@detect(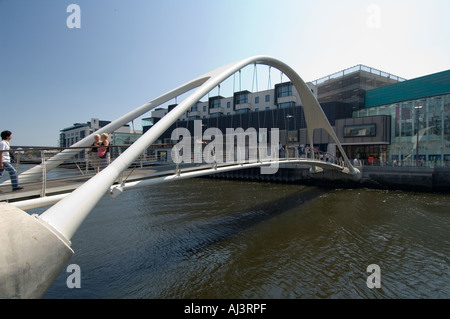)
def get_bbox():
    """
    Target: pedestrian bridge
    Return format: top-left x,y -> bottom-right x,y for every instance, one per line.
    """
0,148 -> 358,210
1,55 -> 360,299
